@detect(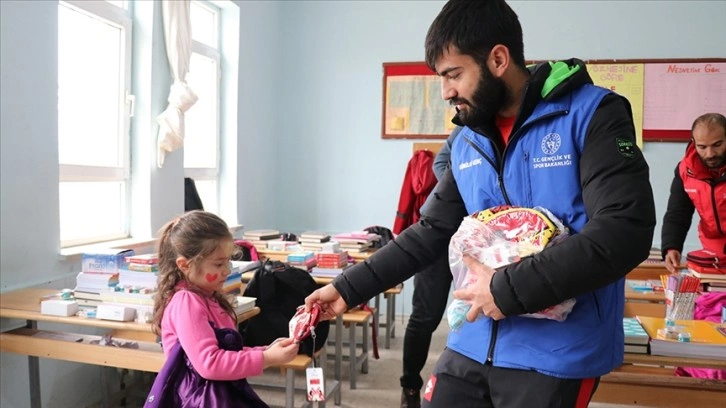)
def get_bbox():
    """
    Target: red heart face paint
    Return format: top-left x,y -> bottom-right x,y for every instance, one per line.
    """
205,273 -> 218,283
